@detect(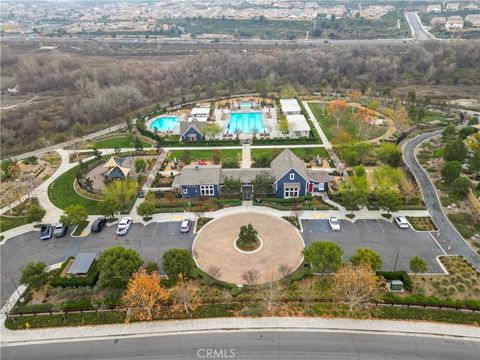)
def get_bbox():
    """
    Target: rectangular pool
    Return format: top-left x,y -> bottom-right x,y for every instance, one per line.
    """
149,116 -> 180,132
227,112 -> 264,134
